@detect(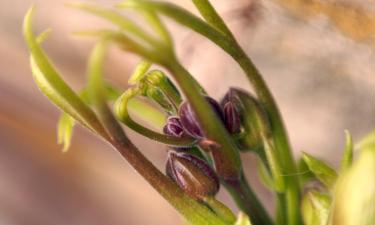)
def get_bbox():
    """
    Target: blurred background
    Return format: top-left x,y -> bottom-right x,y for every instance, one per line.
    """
1,0 -> 375,224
